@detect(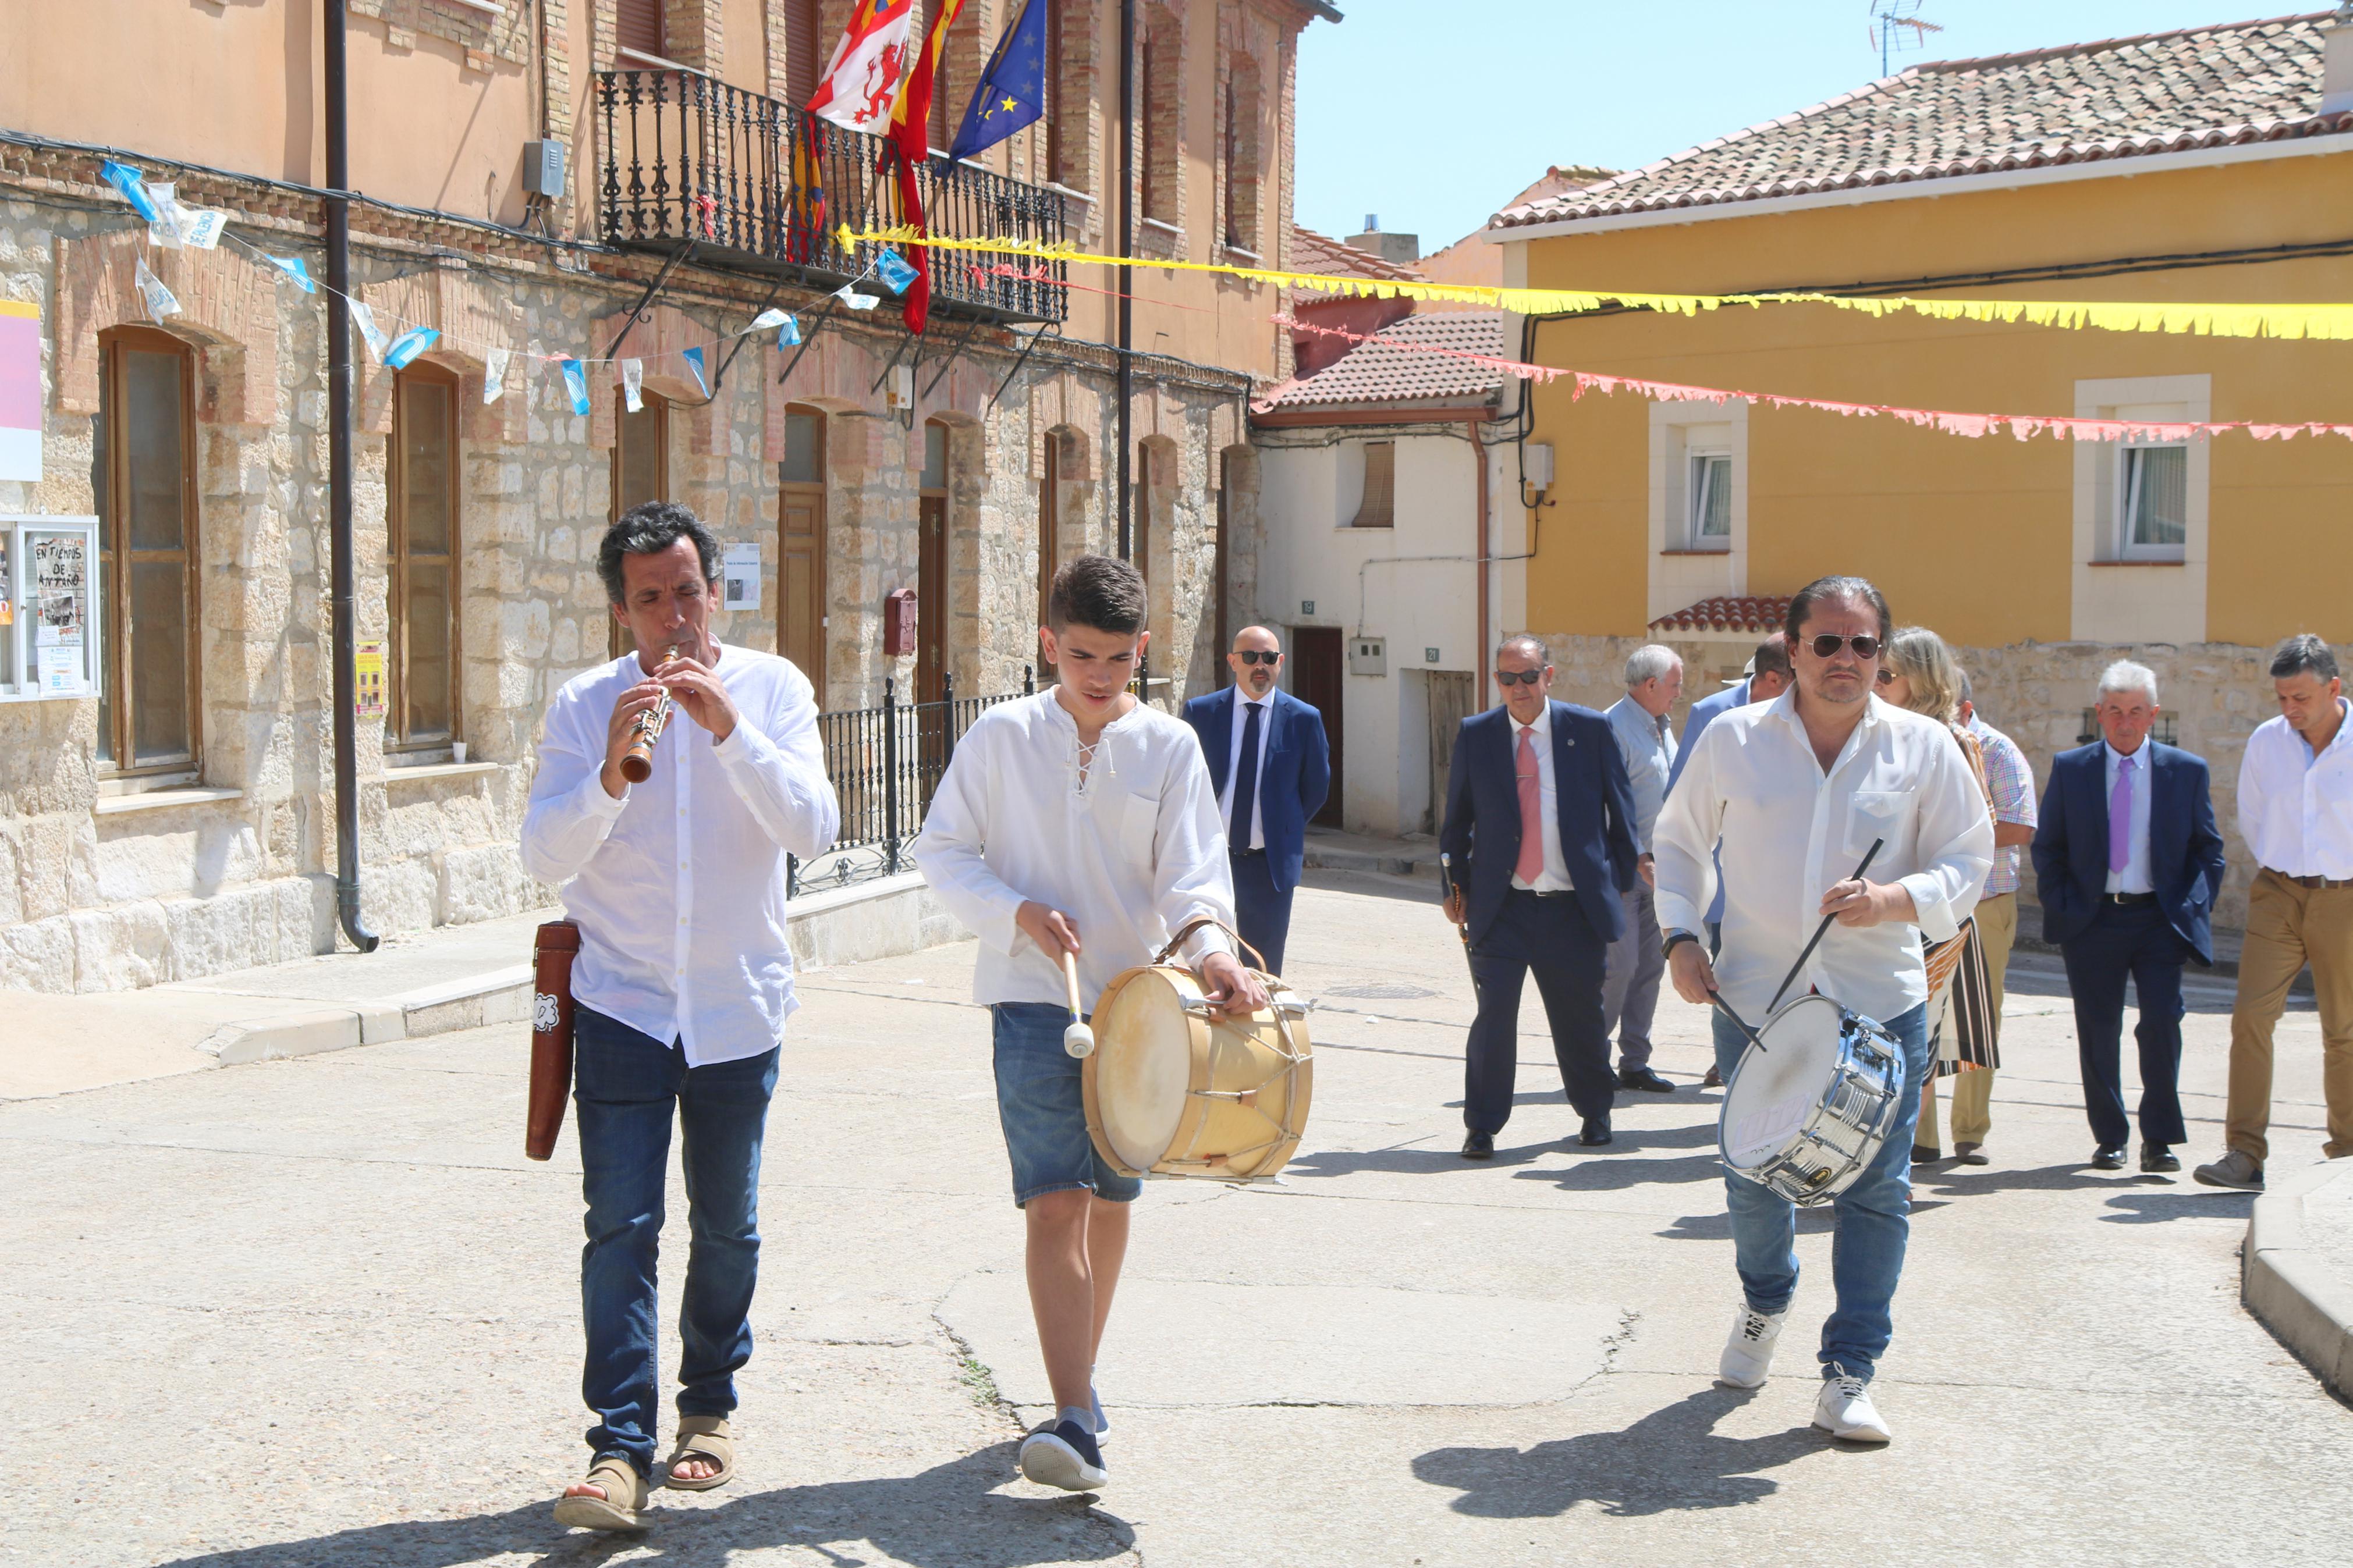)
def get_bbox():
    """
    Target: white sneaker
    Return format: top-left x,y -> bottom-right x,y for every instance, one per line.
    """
1716,1305 -> 1787,1388
1812,1370 -> 1893,1443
